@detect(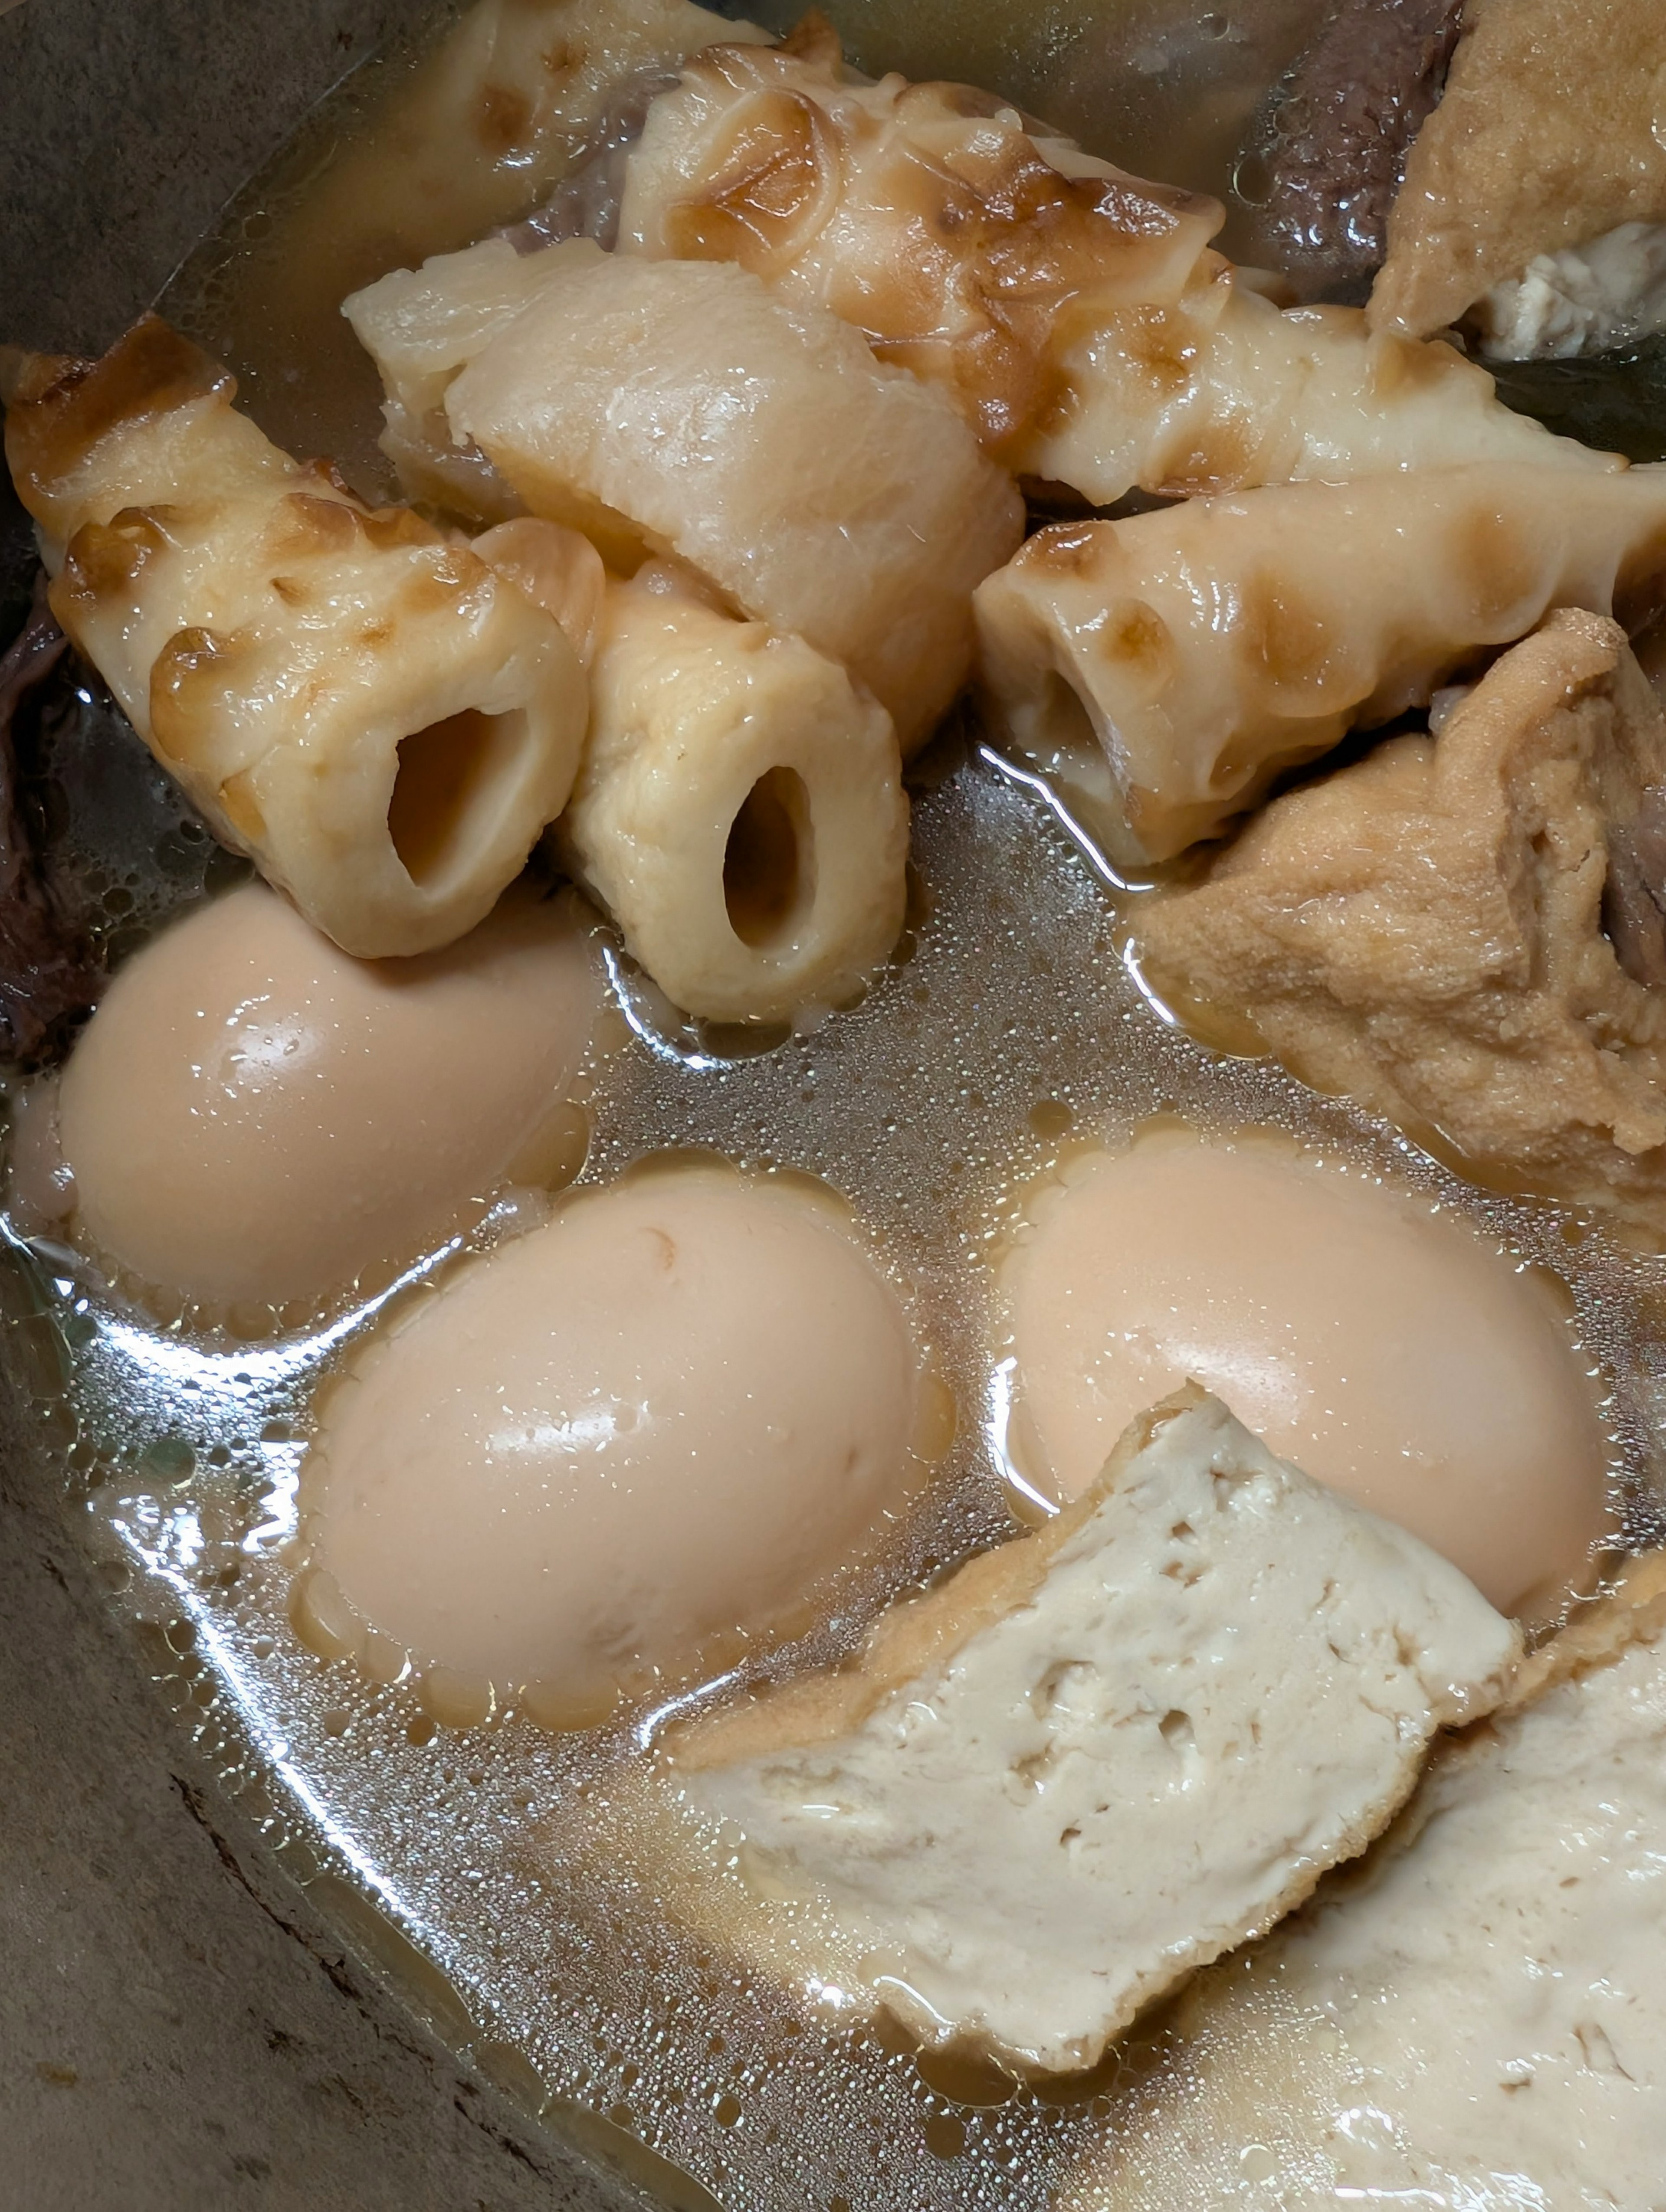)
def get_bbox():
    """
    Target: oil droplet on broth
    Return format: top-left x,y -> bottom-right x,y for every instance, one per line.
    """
1027,1097 -> 1073,1144
922,2111 -> 968,2160
1240,2143 -> 1279,2183
915,2047 -> 1021,2108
